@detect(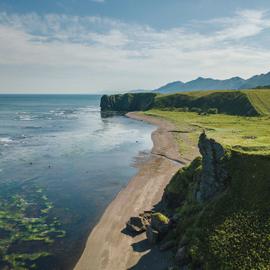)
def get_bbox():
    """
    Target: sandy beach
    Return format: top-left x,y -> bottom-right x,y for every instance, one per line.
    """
74,112 -> 198,270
